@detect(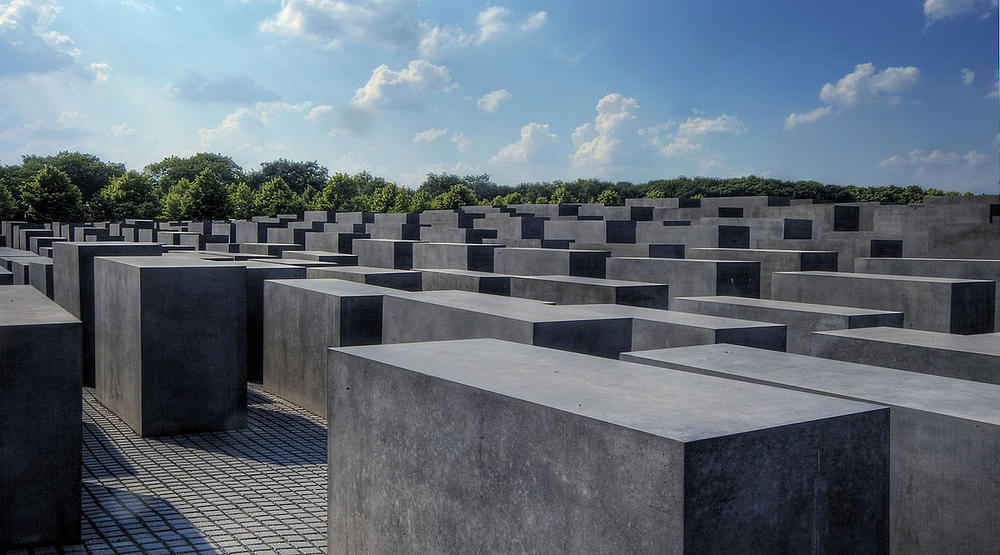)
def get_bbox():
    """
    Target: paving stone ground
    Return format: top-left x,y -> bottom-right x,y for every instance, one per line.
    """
6,385 -> 328,555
